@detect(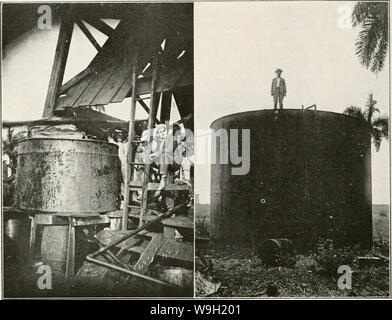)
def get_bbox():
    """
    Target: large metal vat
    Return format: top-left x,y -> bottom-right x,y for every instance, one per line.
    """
14,138 -> 121,214
211,109 -> 372,248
